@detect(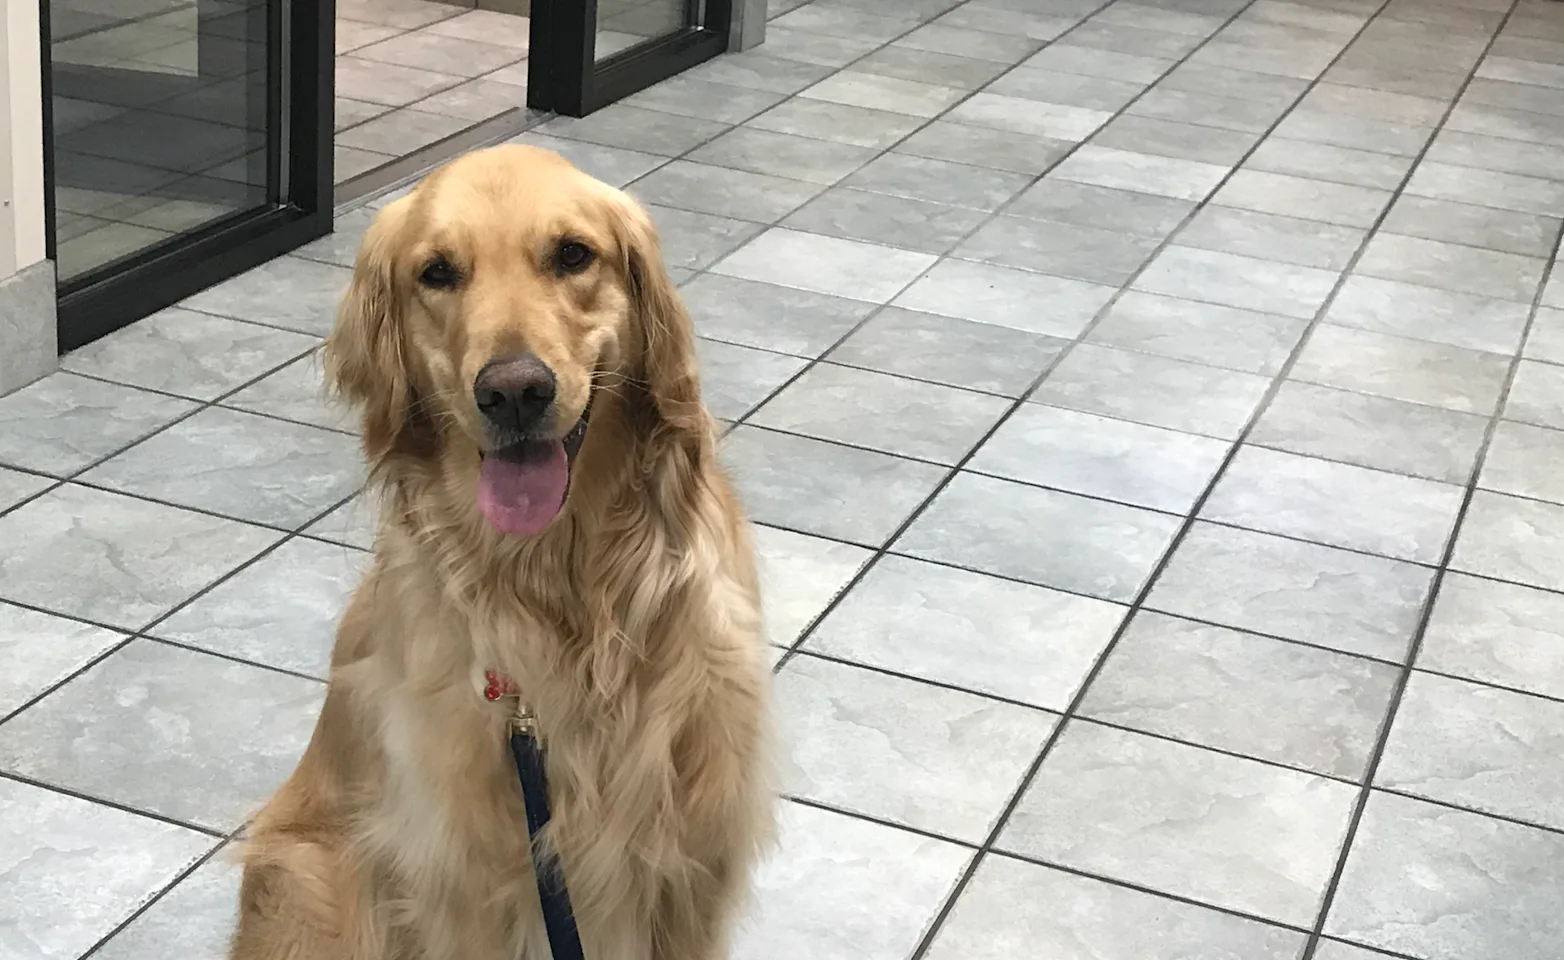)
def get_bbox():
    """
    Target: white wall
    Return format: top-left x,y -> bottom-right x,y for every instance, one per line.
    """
0,0 -> 53,396
0,0 -> 46,278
